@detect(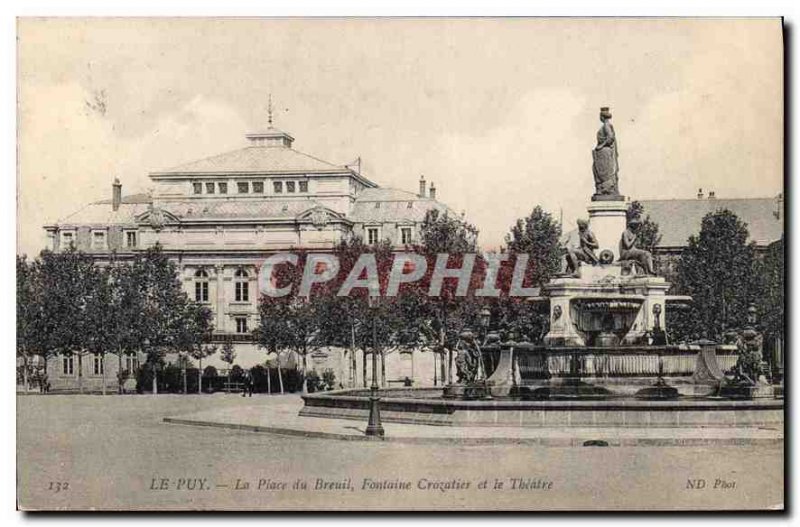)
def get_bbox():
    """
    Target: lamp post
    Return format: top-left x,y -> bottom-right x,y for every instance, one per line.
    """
365,296 -> 385,438
747,304 -> 758,328
478,307 -> 492,379
479,307 -> 491,339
